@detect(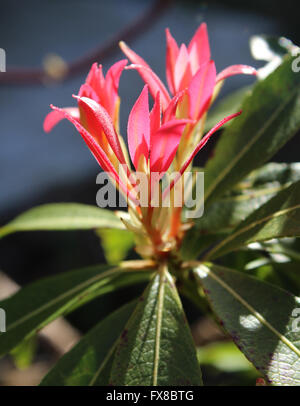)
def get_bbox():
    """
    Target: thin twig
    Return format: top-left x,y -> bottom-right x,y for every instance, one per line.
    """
0,0 -> 172,86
